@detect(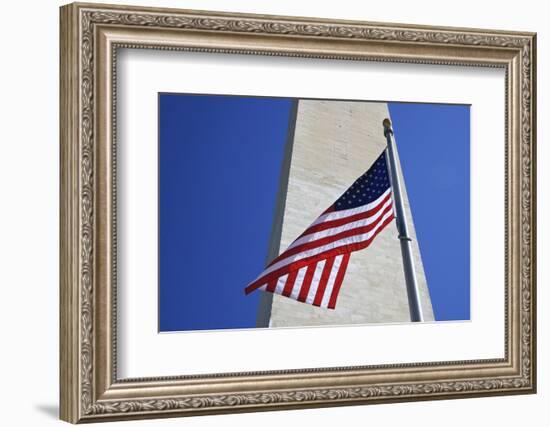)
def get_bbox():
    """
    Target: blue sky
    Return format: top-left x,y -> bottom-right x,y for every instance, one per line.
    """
389,103 -> 470,321
159,94 -> 293,331
159,94 -> 470,332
